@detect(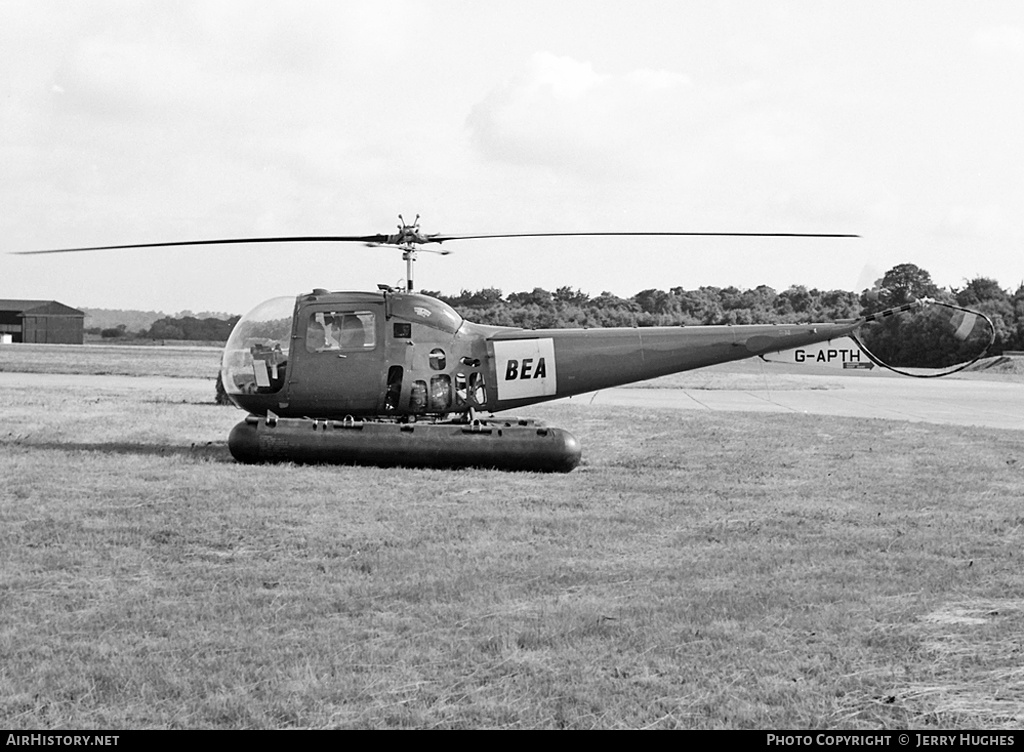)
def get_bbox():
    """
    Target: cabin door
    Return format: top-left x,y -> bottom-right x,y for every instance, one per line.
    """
287,304 -> 385,415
